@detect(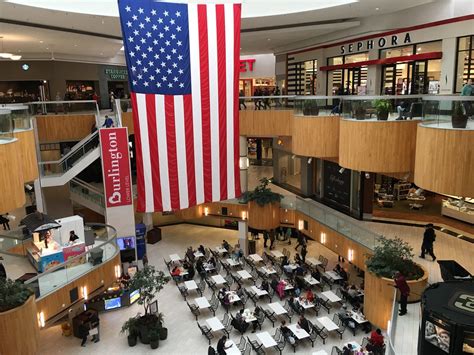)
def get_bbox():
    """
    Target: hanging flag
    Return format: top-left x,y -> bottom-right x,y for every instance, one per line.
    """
118,0 -> 242,212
